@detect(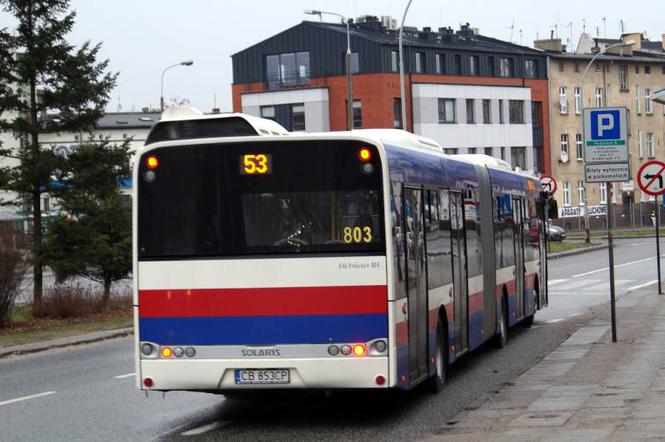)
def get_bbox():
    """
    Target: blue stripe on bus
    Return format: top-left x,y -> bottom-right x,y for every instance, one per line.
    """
139,314 -> 388,346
